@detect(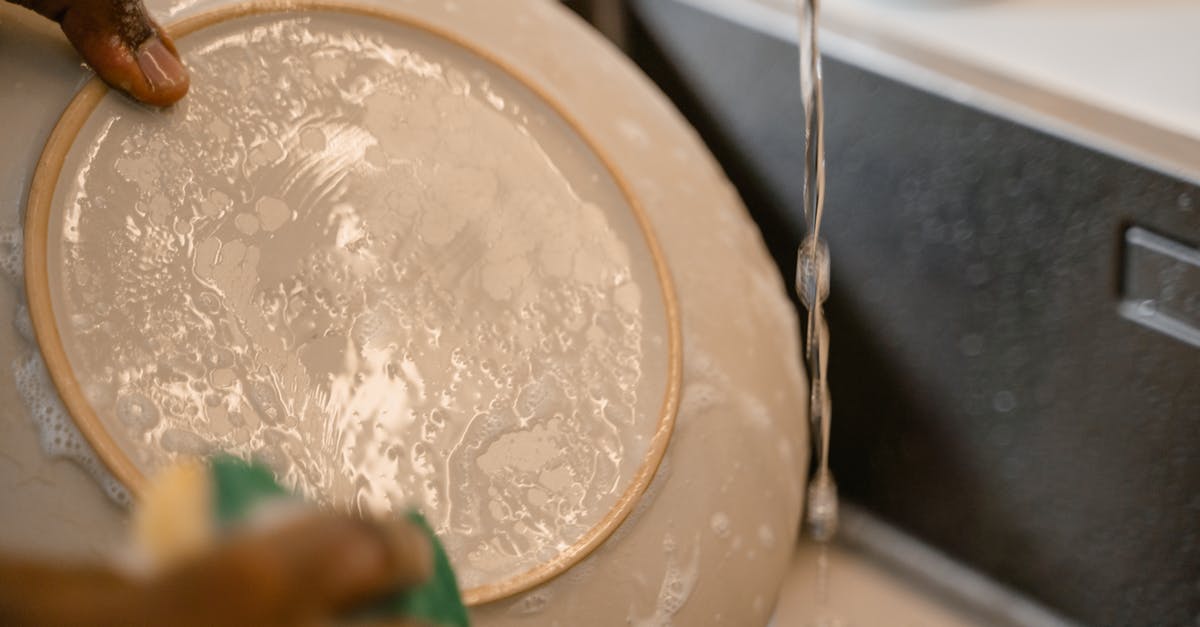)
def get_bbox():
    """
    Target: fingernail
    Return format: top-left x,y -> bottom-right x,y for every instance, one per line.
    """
136,37 -> 187,93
